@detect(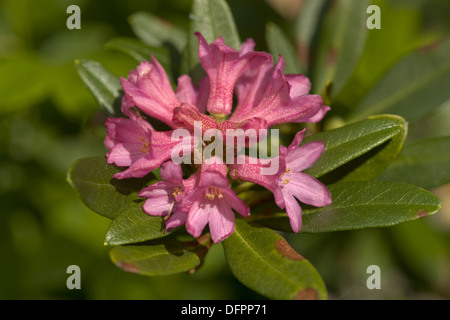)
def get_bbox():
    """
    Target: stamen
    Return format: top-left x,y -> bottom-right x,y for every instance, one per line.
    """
283,179 -> 290,184
172,187 -> 183,197
163,201 -> 175,221
205,186 -> 223,200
